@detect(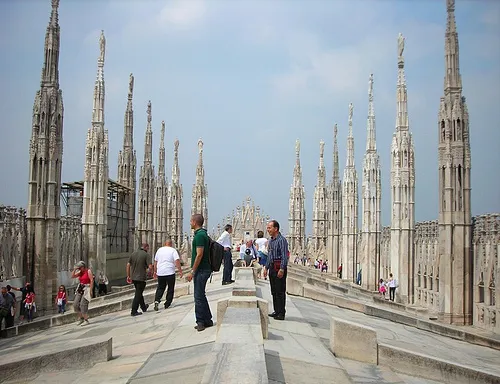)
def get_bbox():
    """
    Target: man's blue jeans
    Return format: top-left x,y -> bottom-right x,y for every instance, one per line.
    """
193,269 -> 212,325
222,250 -> 233,283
